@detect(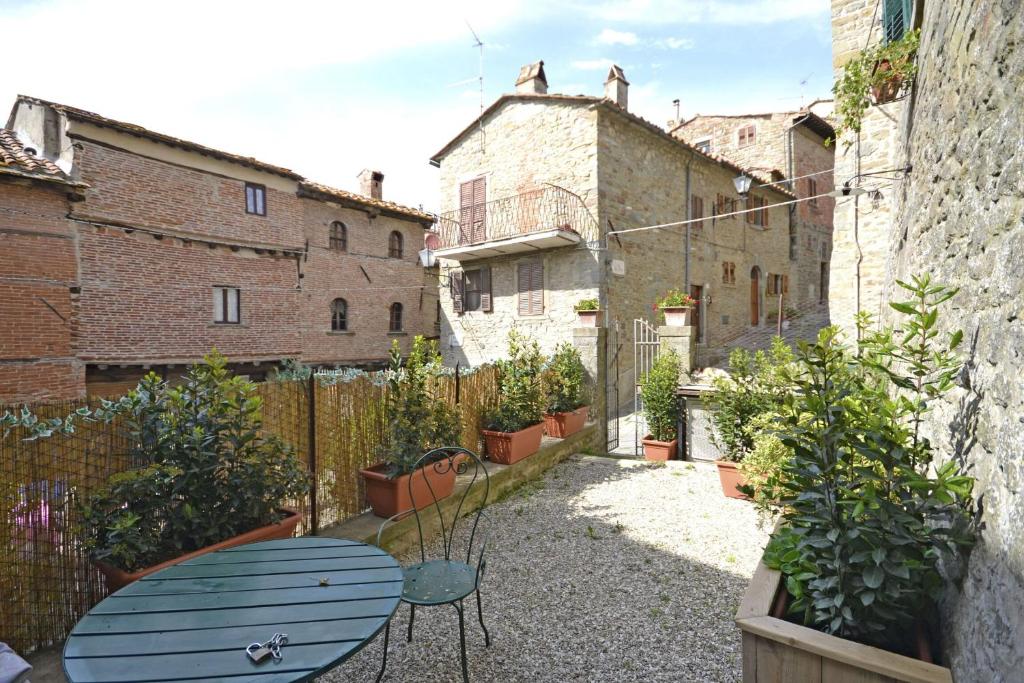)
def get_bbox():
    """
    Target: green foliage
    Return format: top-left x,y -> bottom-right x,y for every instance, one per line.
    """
543,342 -> 589,413
707,338 -> 794,462
640,351 -> 681,442
764,275 -> 975,646
657,289 -> 697,308
271,358 -> 313,382
488,330 -> 545,433
737,413 -> 793,515
78,351 -> 310,572
574,298 -> 599,312
832,29 -> 920,142
380,336 -> 462,477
